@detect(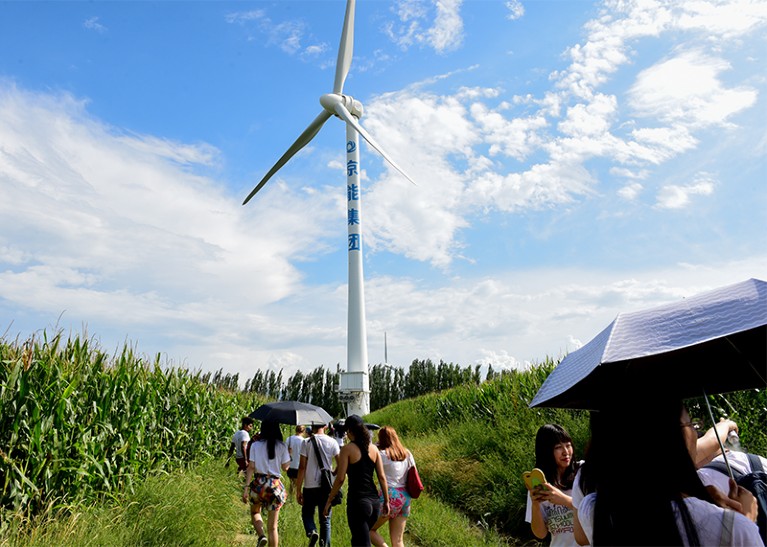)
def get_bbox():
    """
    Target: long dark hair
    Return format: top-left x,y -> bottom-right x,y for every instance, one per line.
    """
345,415 -> 370,452
534,424 -> 577,489
584,393 -> 711,546
259,420 -> 283,460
